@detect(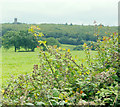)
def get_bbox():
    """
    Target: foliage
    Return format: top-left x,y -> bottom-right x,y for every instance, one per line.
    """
2,31 -> 20,52
1,23 -> 118,45
2,30 -> 38,52
2,26 -> 119,106
45,37 -> 61,47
